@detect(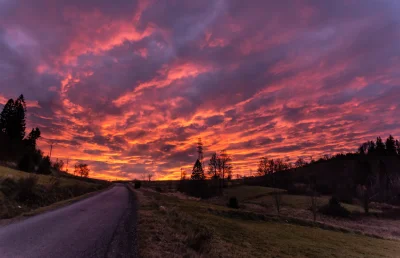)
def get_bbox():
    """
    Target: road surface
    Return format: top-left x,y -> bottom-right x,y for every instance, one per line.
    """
0,184 -> 137,258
